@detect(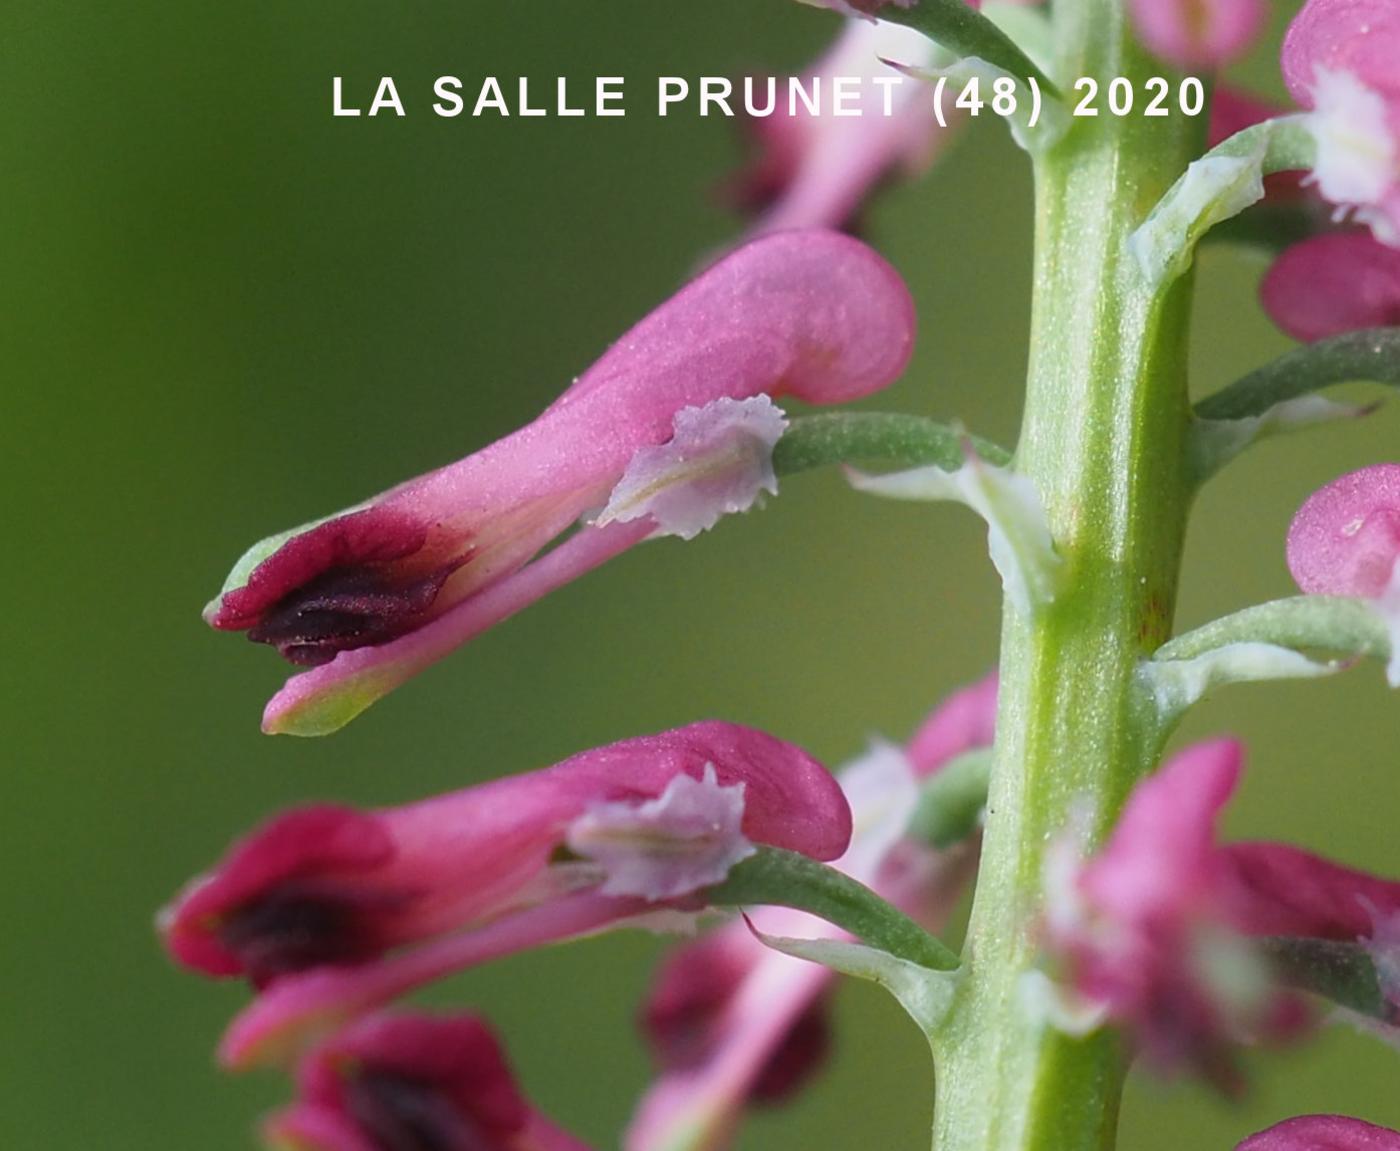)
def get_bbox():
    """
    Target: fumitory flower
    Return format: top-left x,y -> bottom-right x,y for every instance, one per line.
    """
627,673 -> 997,1151
1237,1115 -> 1400,1150
1042,739 -> 1400,1087
204,230 -> 916,735
158,722 -> 851,1065
1282,0 -> 1400,246
263,1011 -> 590,1151
1286,464 -> 1400,684
1128,0 -> 1266,70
